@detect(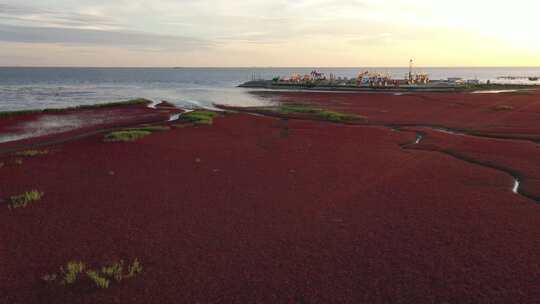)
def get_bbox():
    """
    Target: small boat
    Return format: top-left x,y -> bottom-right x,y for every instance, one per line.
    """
529,77 -> 539,81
